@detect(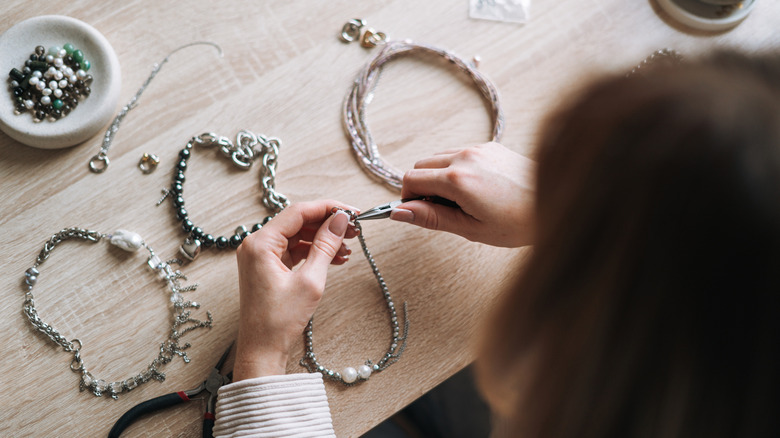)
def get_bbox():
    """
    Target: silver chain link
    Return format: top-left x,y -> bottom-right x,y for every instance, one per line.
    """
193,131 -> 290,212
21,227 -> 212,399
